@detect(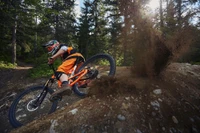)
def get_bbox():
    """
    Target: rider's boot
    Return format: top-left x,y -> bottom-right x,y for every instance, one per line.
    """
50,84 -> 72,101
